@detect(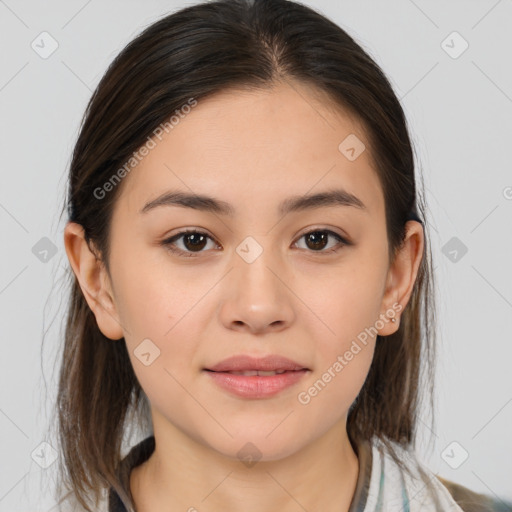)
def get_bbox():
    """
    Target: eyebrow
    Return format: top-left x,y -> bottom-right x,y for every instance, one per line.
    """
140,188 -> 366,216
